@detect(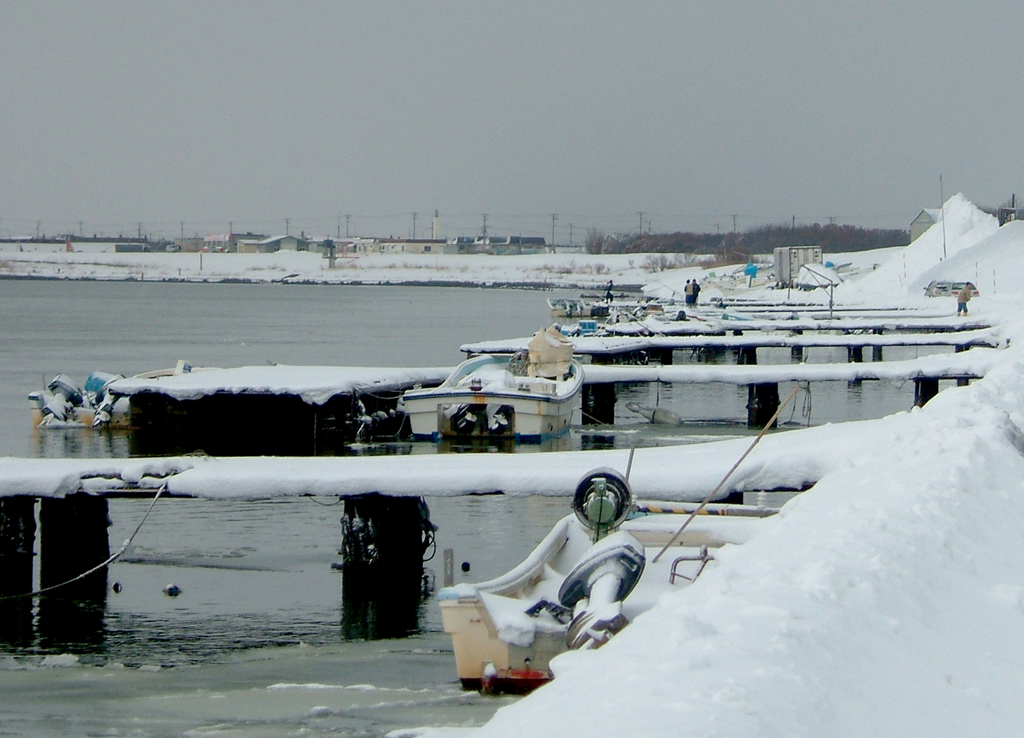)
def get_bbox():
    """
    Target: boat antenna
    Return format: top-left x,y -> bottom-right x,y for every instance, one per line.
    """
652,382 -> 805,563
624,444 -> 636,483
